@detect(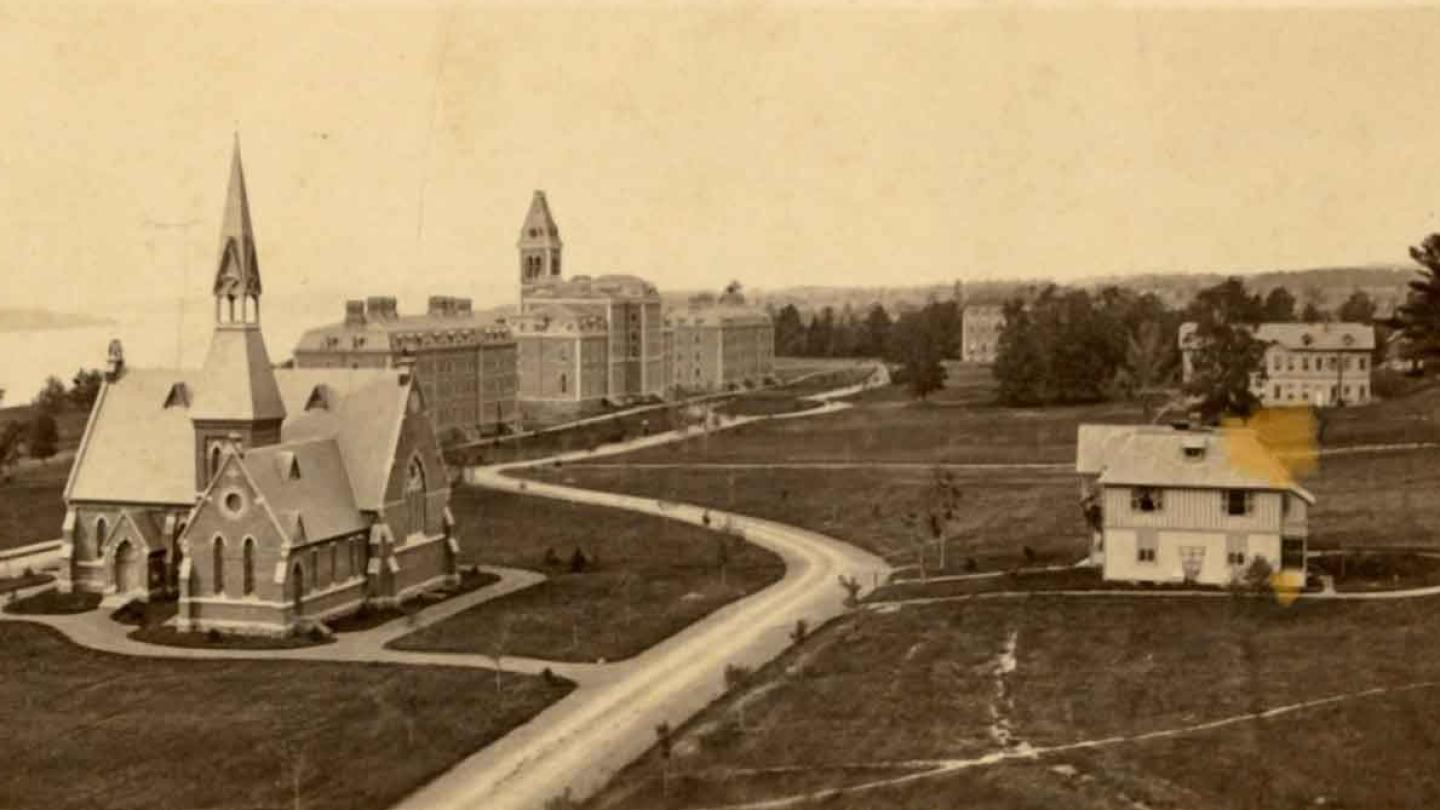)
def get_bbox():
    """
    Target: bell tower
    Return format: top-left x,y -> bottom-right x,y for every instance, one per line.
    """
189,137 -> 287,491
517,190 -> 563,301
